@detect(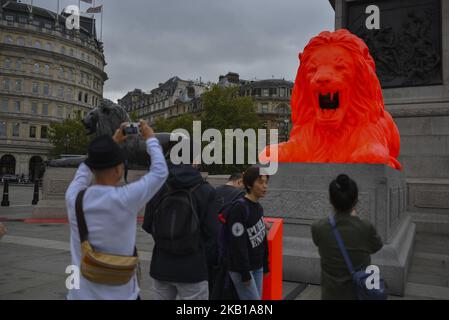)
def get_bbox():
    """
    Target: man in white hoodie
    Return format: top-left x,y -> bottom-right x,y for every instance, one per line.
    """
65,120 -> 168,300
